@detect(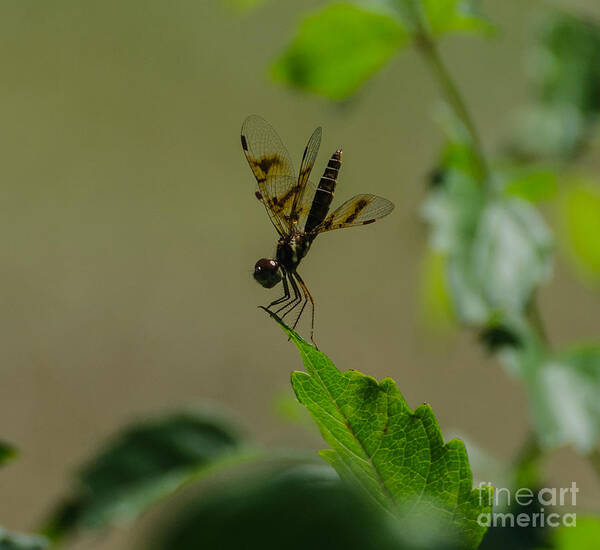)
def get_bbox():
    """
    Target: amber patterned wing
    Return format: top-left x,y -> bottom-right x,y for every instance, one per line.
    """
241,115 -> 297,235
311,194 -> 394,234
289,126 -> 322,227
